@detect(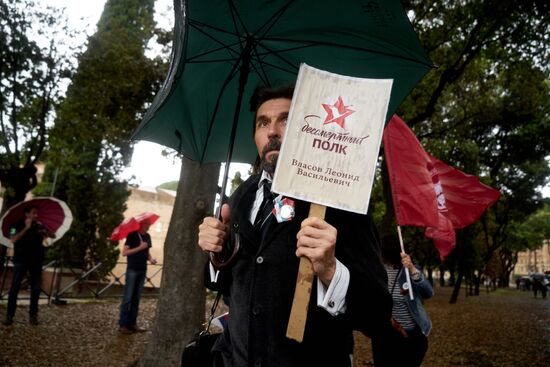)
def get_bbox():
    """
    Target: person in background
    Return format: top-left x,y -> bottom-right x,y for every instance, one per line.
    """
118,219 -> 157,334
198,85 -> 392,367
371,234 -> 434,367
532,276 -> 547,299
4,205 -> 55,326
